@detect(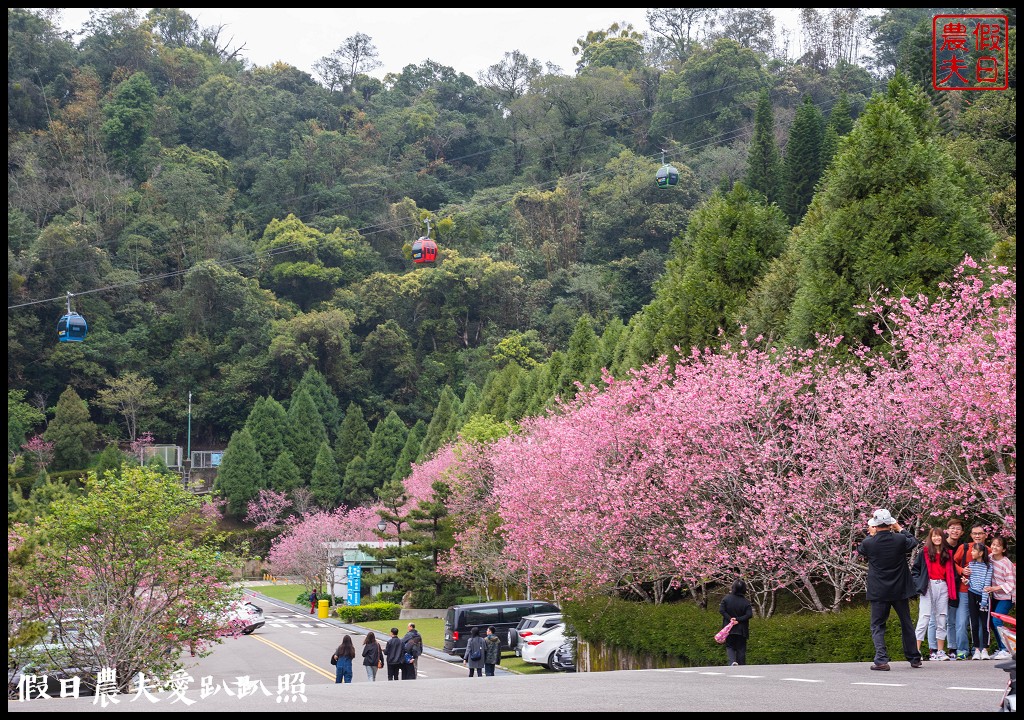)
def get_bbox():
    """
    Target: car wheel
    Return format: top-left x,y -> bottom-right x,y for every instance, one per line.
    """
242,627 -> 254,635
507,629 -> 519,649
546,652 -> 558,671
